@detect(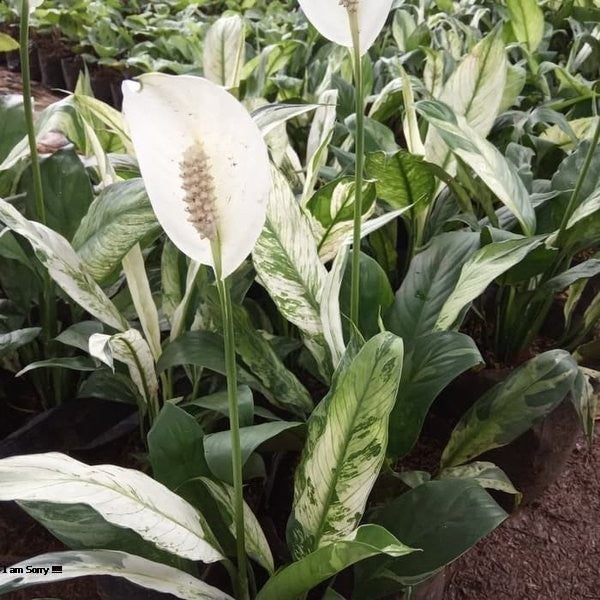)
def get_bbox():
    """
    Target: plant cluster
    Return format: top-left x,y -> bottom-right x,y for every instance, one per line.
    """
0,0 -> 598,599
